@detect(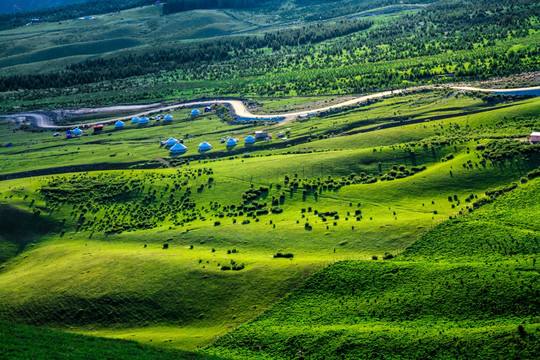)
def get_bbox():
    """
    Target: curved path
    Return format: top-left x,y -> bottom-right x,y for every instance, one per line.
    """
3,85 -> 539,130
